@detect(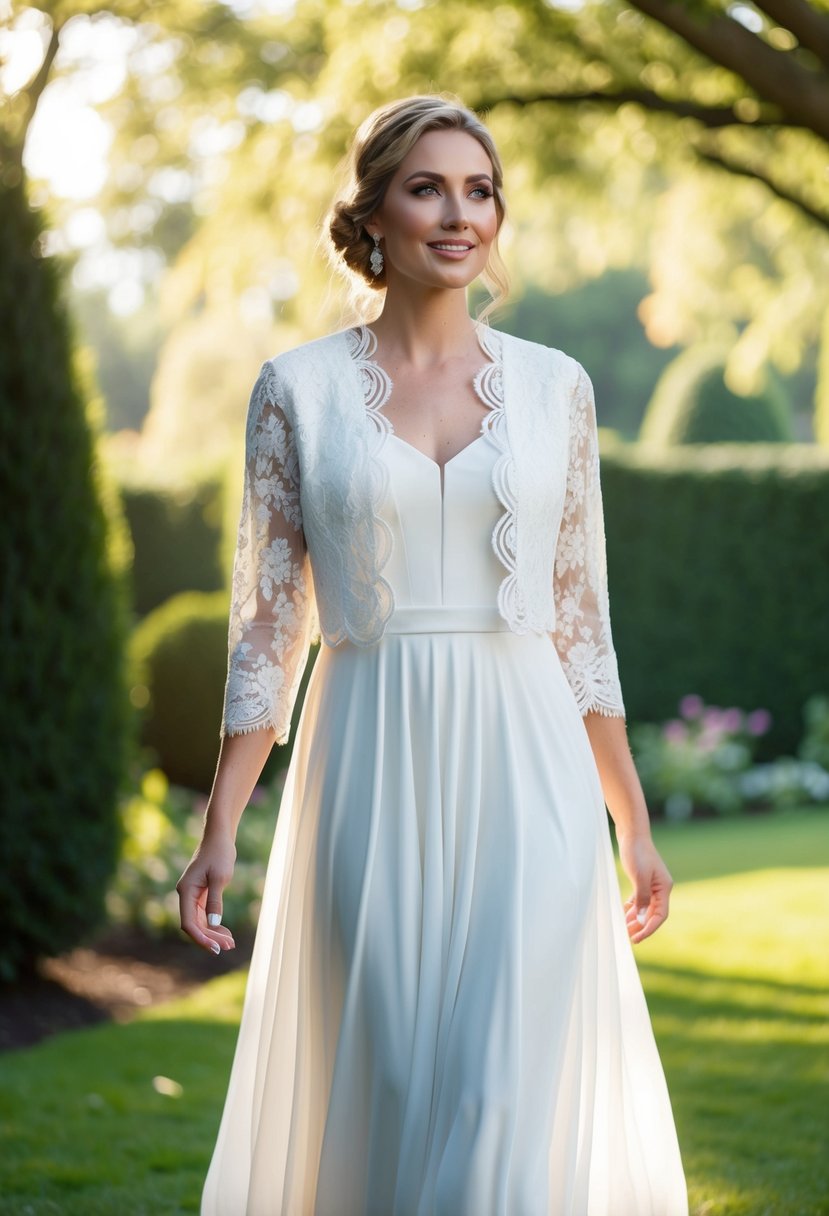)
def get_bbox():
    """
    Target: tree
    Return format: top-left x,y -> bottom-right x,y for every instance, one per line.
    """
0,177 -> 130,979
474,0 -> 829,232
4,0 -> 828,437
